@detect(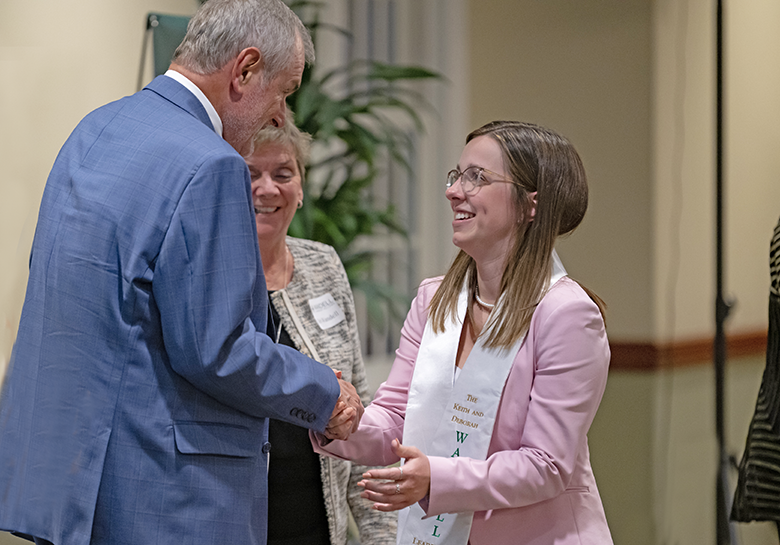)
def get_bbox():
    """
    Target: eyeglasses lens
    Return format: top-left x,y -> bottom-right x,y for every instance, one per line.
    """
447,170 -> 457,189
447,167 -> 484,194
462,168 -> 480,193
